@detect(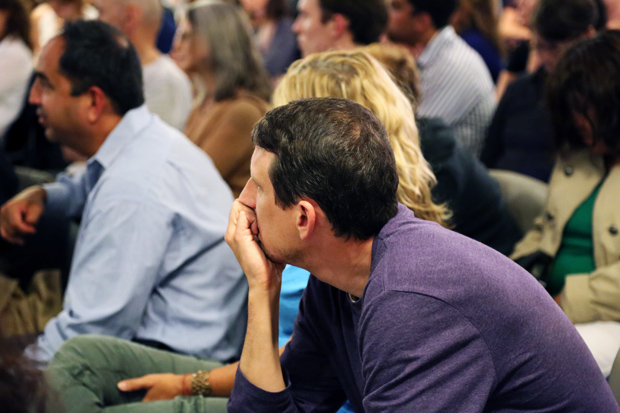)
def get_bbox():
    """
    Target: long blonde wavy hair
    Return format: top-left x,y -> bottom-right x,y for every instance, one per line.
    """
273,50 -> 451,226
